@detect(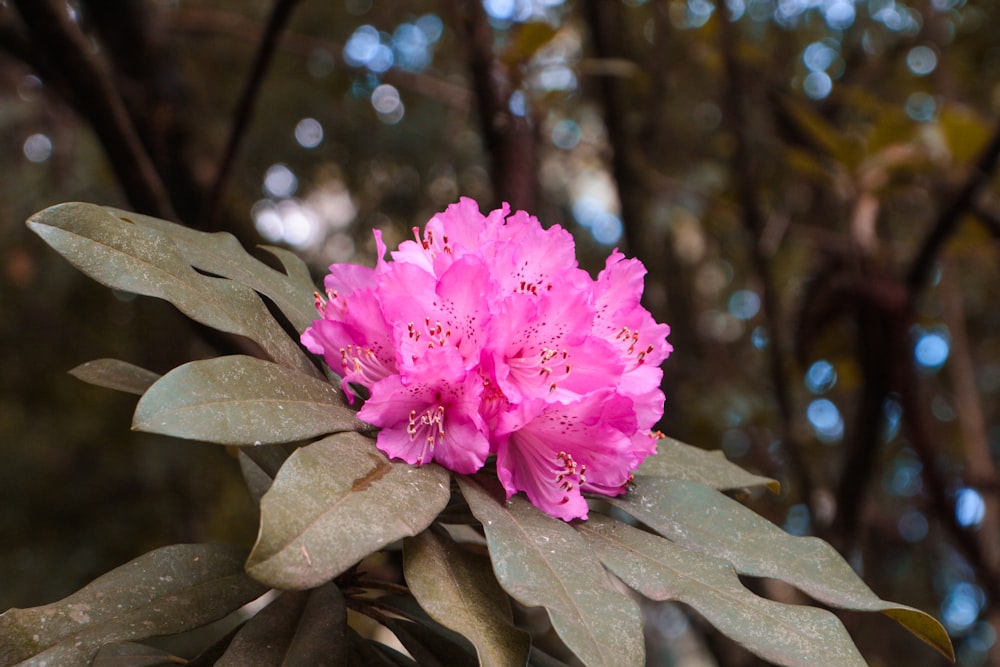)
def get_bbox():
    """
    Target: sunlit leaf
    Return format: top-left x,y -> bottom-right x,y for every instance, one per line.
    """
0,544 -> 267,667
637,436 -> 779,493
91,642 -> 184,667
246,432 -> 450,590
403,528 -> 531,667
457,476 -> 644,667
215,582 -> 347,666
68,358 -> 161,396
579,514 -> 866,666
611,478 -> 954,661
133,355 -> 364,445
106,206 -> 317,333
26,203 -> 317,377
